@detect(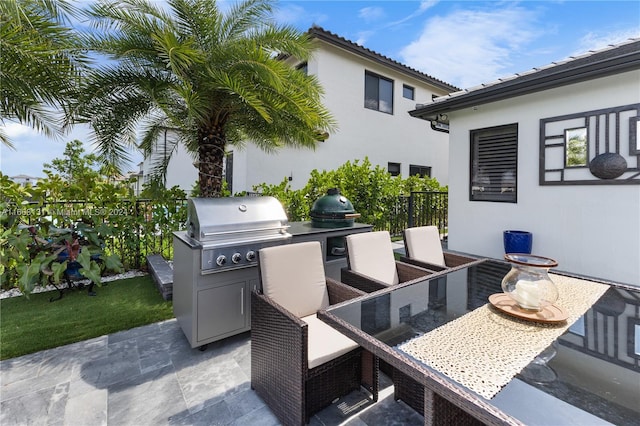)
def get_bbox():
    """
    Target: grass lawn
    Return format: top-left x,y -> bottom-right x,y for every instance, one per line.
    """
0,275 -> 174,360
